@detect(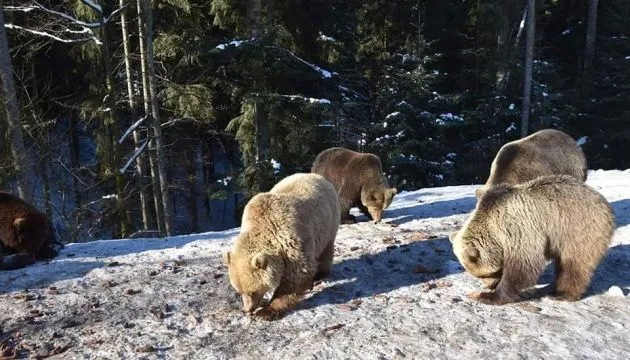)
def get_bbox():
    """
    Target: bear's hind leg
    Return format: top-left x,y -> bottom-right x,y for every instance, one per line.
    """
315,241 -> 335,281
551,257 -> 594,301
340,198 -> 356,224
